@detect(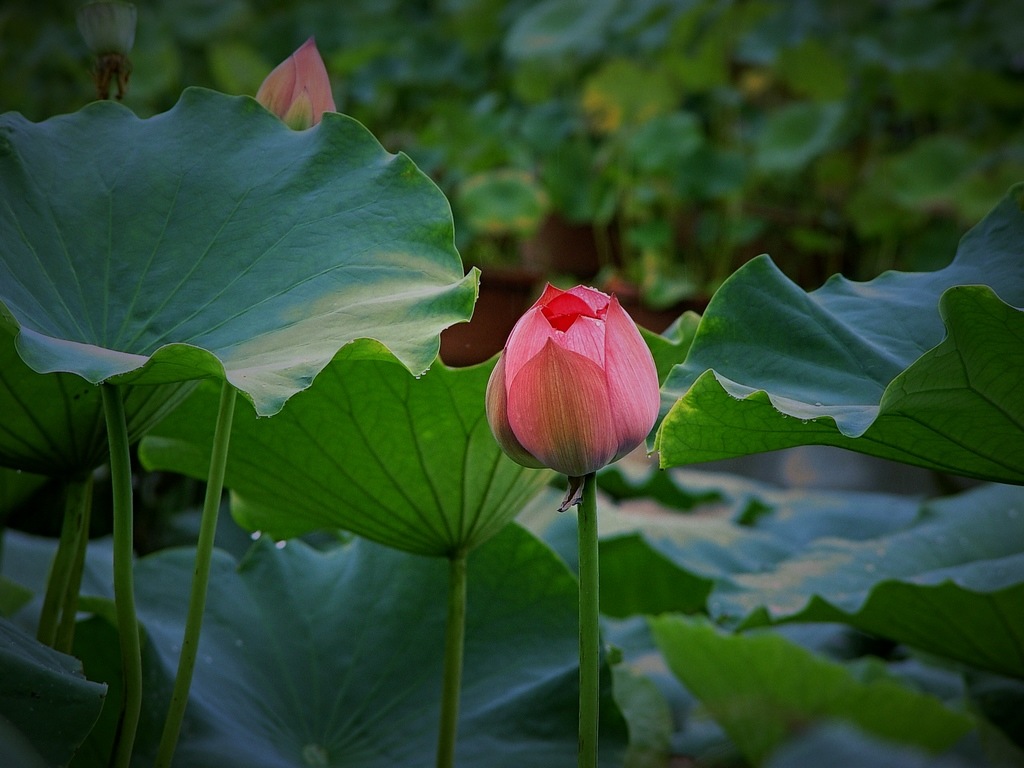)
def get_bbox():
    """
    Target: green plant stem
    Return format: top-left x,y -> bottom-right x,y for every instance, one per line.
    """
37,475 -> 91,648
155,382 -> 237,768
577,472 -> 600,768
102,383 -> 143,768
435,549 -> 468,768
55,473 -> 93,654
